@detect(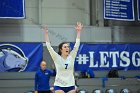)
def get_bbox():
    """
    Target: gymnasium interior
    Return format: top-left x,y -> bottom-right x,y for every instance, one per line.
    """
0,0 -> 140,93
